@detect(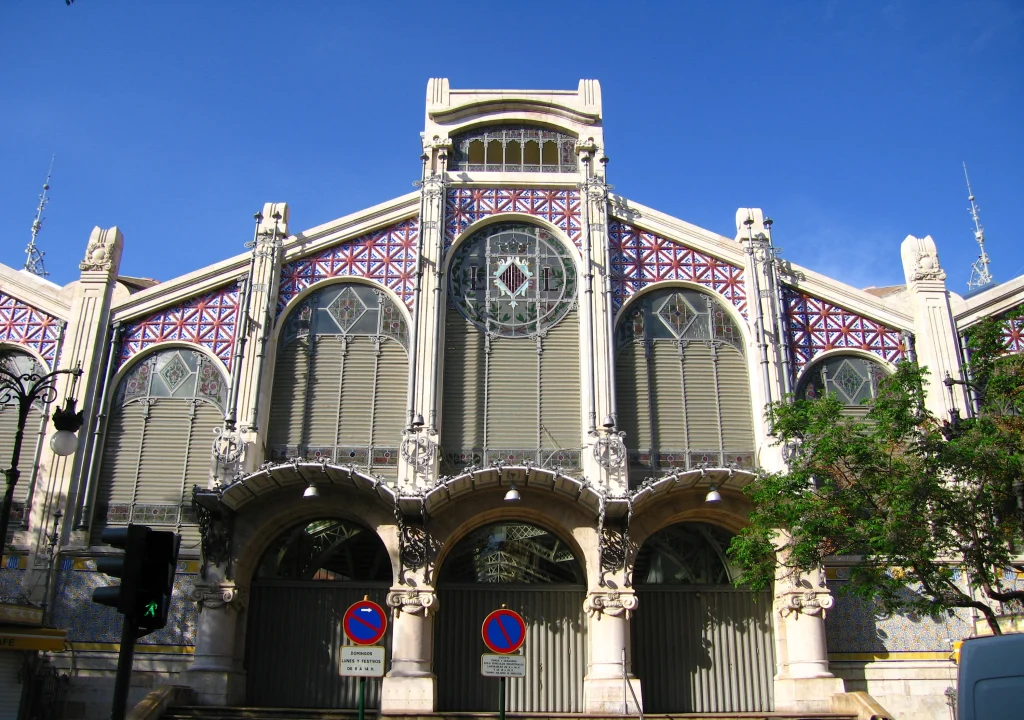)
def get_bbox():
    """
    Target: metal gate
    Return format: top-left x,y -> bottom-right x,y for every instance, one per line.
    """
435,584 -> 586,712
245,582 -> 391,708
633,586 -> 775,713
